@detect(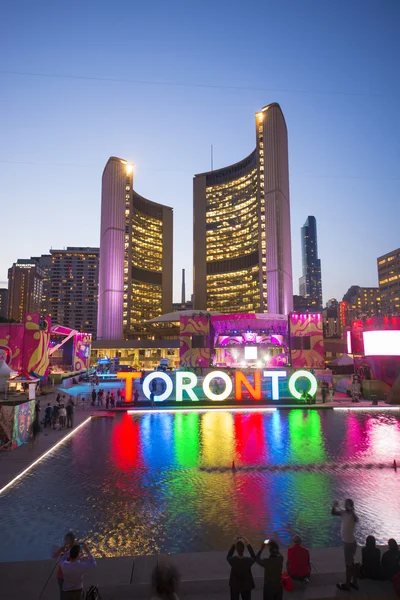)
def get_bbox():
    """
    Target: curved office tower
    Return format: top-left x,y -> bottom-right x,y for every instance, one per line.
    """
193,103 -> 293,315
98,157 -> 173,340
